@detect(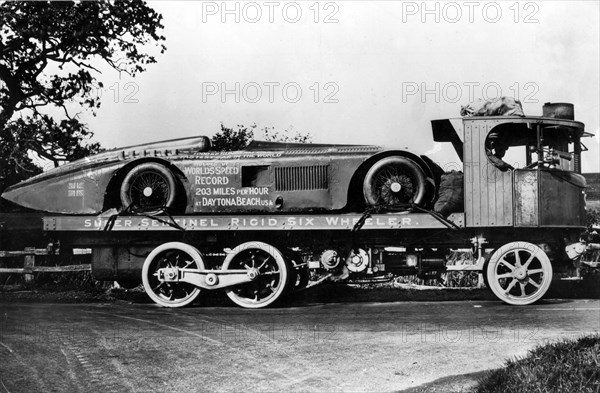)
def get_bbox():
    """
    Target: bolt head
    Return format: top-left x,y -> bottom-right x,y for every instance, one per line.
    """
206,273 -> 218,286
